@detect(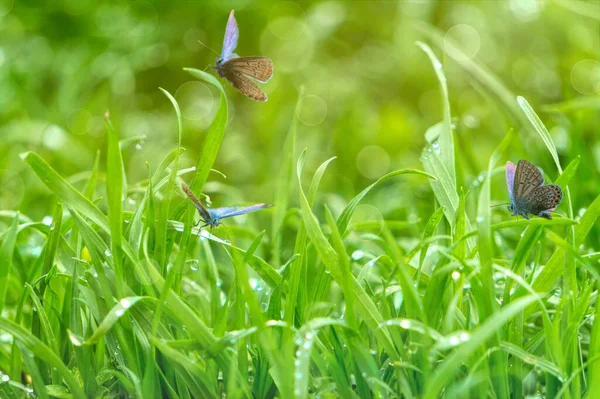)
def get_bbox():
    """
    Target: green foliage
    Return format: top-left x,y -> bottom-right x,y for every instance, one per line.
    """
1,2 -> 599,398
